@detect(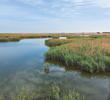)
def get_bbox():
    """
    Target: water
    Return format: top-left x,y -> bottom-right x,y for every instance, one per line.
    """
0,38 -> 110,100
59,37 -> 67,39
